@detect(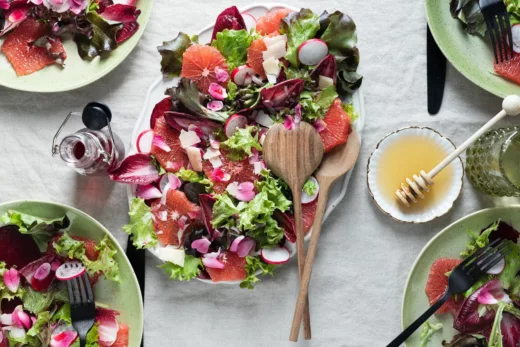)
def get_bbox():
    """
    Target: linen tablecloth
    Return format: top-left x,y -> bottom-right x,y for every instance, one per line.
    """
1,0 -> 520,345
